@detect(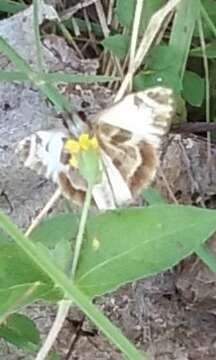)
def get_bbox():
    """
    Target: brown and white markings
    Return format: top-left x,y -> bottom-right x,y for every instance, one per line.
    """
16,87 -> 175,209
